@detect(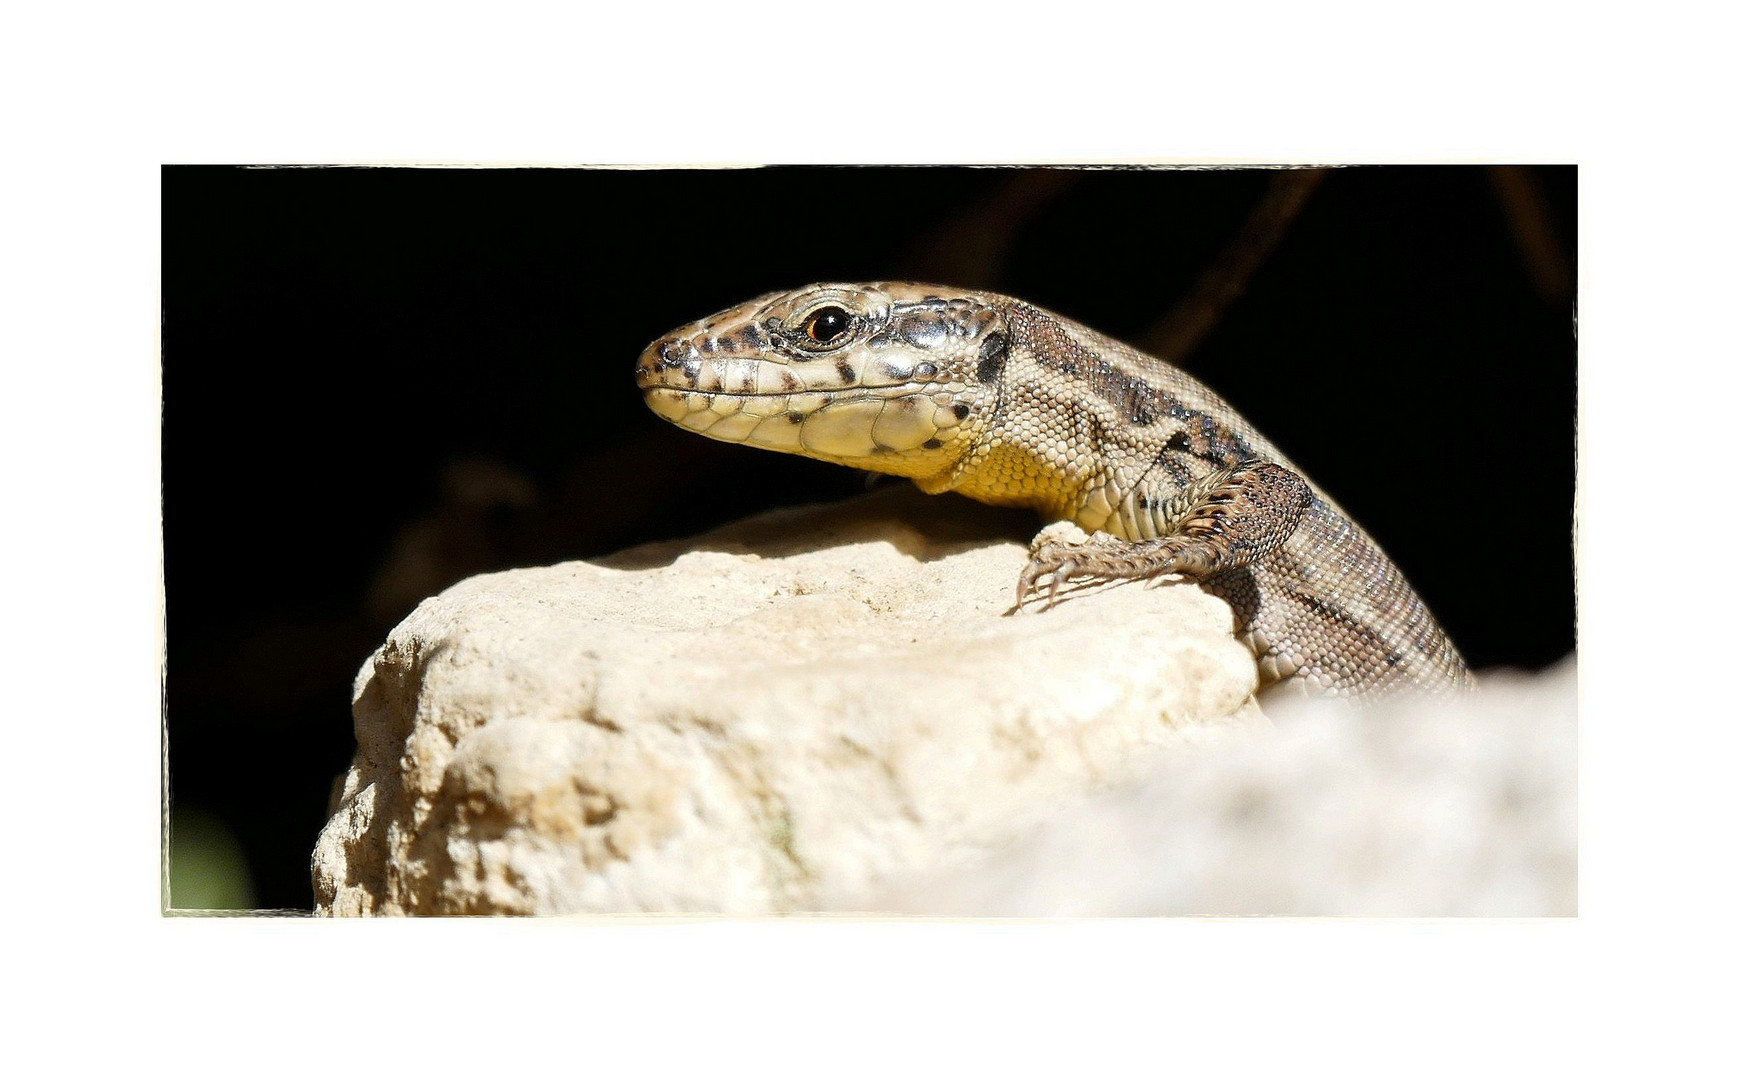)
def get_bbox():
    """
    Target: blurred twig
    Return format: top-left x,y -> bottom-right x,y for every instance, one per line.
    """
1141,167 -> 1329,360
908,168 -> 1080,288
1487,165 -> 1572,304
